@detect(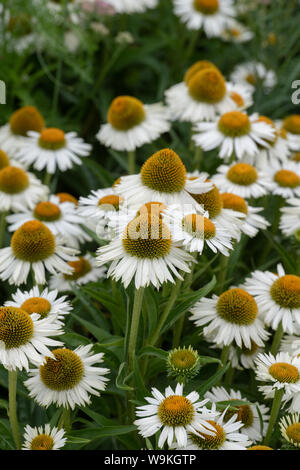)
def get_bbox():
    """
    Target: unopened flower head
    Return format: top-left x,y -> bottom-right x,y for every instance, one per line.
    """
167,346 -> 200,381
